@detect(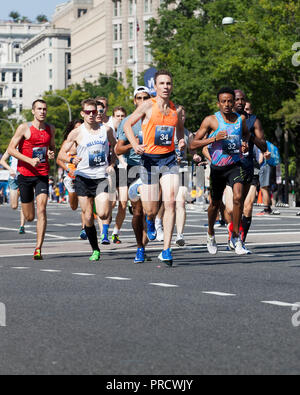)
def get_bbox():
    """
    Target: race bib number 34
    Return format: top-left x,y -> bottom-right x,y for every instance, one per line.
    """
32,147 -> 47,163
154,126 -> 174,146
89,150 -> 106,168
